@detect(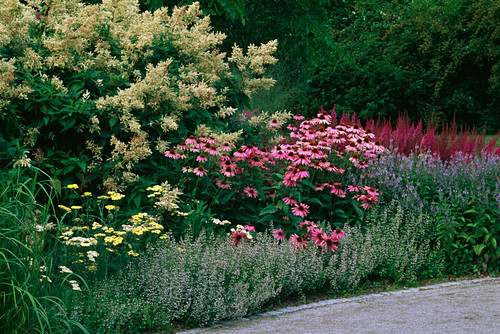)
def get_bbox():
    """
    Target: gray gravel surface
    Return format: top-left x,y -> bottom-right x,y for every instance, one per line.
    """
179,277 -> 500,334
